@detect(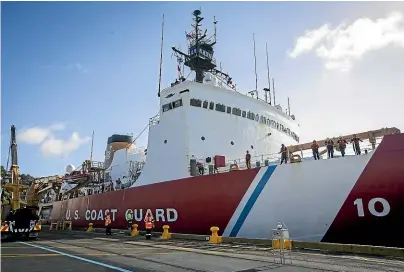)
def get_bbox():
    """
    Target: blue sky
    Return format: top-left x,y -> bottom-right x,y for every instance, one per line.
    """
2,1 -> 404,177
